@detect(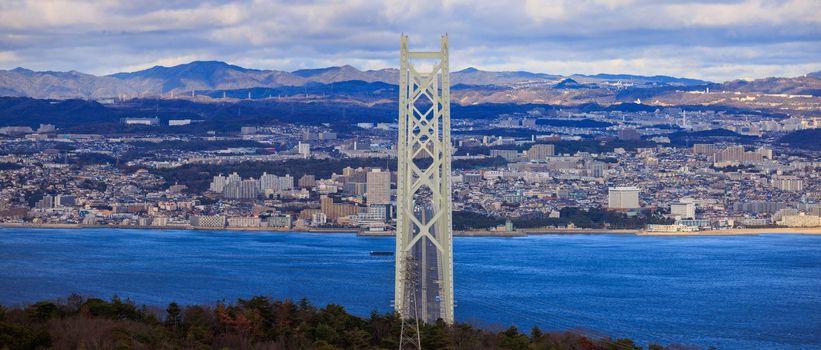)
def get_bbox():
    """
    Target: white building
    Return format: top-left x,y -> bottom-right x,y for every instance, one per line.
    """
772,176 -> 803,192
608,187 -> 640,209
122,117 -> 159,126
259,173 -> 294,192
298,142 -> 311,158
671,202 -> 696,220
